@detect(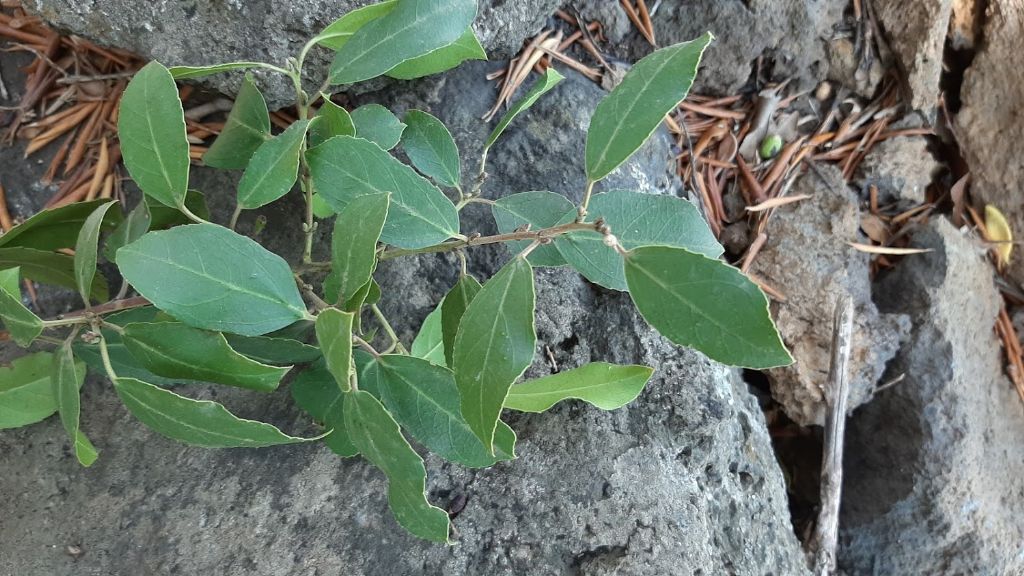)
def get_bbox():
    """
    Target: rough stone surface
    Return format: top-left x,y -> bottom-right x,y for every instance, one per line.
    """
875,0 -> 953,113
0,65 -> 809,575
854,134 -> 939,204
956,0 -> 1024,285
576,0 -> 845,95
24,0 -> 561,108
839,218 -> 1024,575
751,165 -> 910,426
